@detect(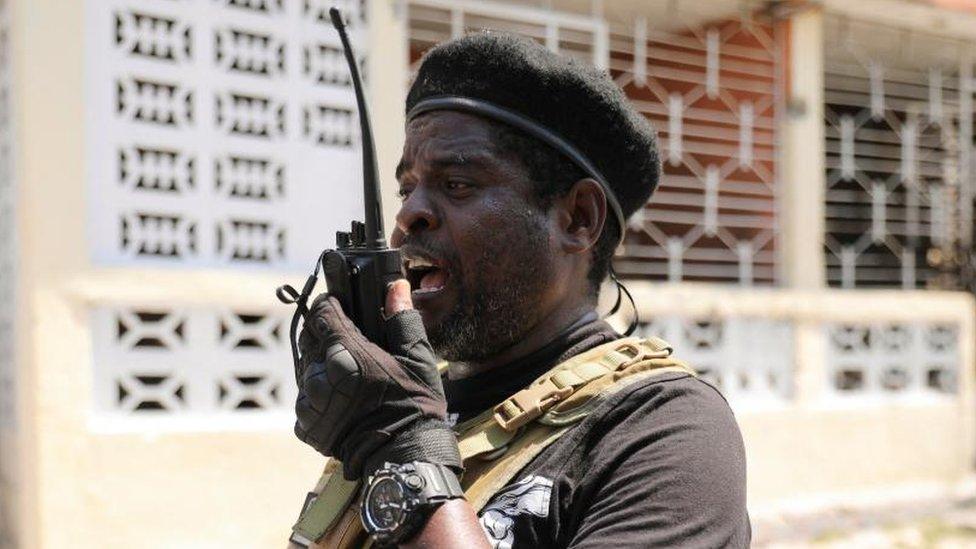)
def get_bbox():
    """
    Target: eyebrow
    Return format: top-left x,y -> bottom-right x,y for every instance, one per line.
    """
395,151 -> 496,181
395,159 -> 410,180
